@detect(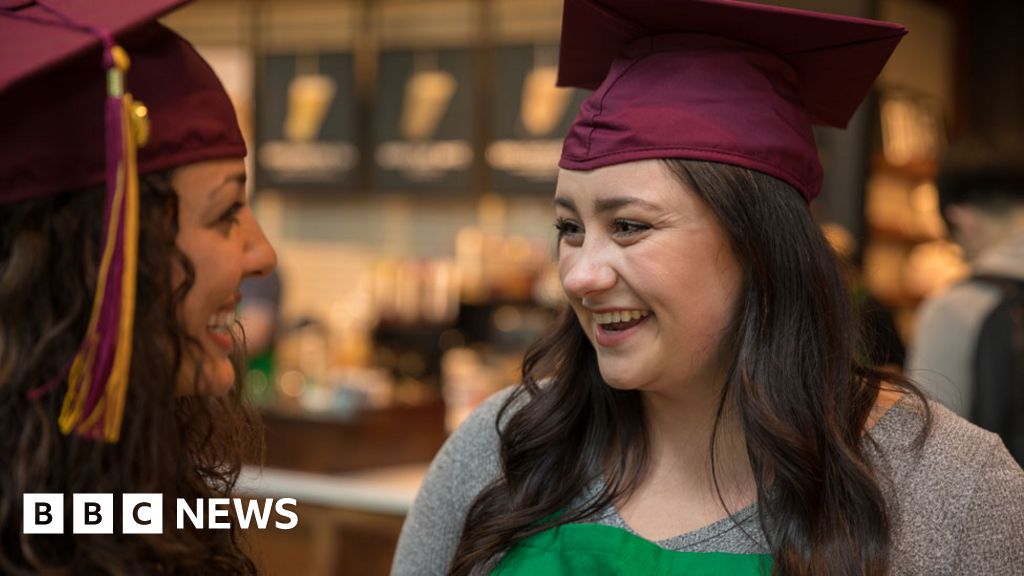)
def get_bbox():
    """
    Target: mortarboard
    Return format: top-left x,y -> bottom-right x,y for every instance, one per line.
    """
1,0 -> 245,200
557,0 -> 907,201
1,0 -> 246,442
